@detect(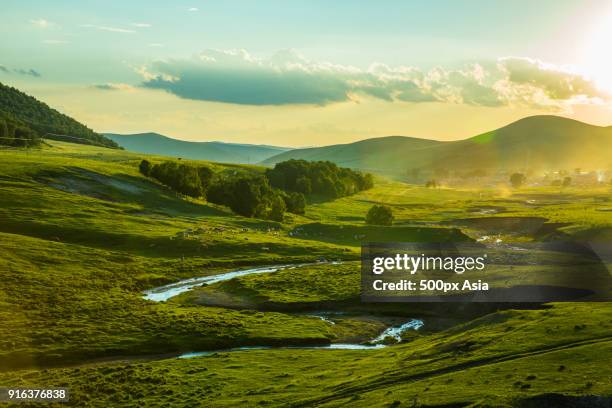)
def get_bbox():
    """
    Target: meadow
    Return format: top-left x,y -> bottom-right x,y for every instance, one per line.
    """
0,141 -> 610,406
